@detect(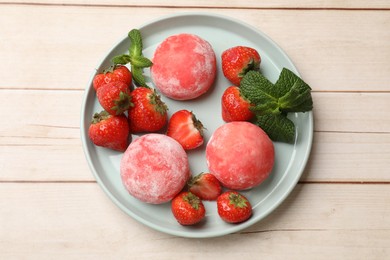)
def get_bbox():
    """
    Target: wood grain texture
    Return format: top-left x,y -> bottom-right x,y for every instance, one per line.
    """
0,5 -> 389,91
0,90 -> 389,182
2,131 -> 389,183
2,0 -> 390,9
0,183 -> 389,259
2,90 -> 389,136
1,1 -> 389,258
